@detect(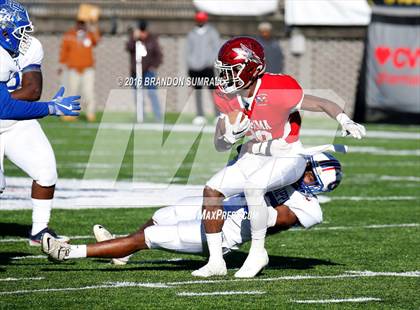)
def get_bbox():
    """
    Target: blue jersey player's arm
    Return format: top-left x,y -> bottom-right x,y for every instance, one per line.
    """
0,82 -> 49,120
0,83 -> 81,120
